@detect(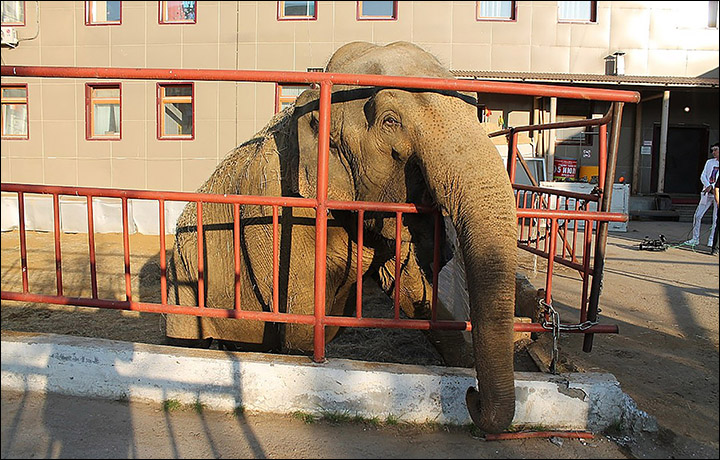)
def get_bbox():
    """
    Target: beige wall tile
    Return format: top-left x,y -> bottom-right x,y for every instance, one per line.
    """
182,158 -> 218,191
112,158 -> 146,189
217,83 -> 239,121
256,43 -> 294,70
111,45 -> 146,67
236,3 -> 258,43
452,43 -> 491,71
10,158 -> 44,184
648,8 -> 684,51
112,121 -> 146,158
256,2 -> 294,43
236,43 -> 258,69
294,42 -> 334,70
118,82 -> 147,123
294,12 -> 333,43
686,50 -> 720,78
183,43 -> 220,69
147,138 -> 183,159
78,138 -> 112,159
451,1 -> 492,45
218,43 -> 238,70
76,46 -> 112,67
218,120 -> 240,155
236,120 -> 259,145
234,83 -> 257,121
39,46 -> 76,66
146,159 -> 182,191
332,1 -> 373,43
413,1 -> 452,43
109,6 -> 148,46
4,120 -> 42,158
492,21 -> 532,46
146,44 -> 182,69
44,157 -> 78,187
194,82 -> 219,120
555,24 -> 571,47
569,23 -> 609,50
1,45 -> 41,65
41,84 -> 77,121
531,46 -> 570,73
219,2 -> 242,44
417,43 -> 452,69
146,20 -> 183,45
609,7 -> 650,51
568,47 -> 608,74
39,6 -> 76,47
623,49 -> 648,76
373,11 -> 412,44
647,49 -> 688,77
491,44 -> 531,71
80,153 -> 127,182
43,121 -> 78,158
529,4 -> 559,46
1,156 -> 11,182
